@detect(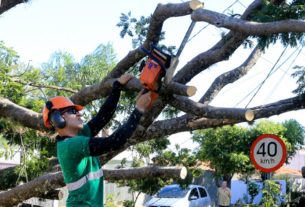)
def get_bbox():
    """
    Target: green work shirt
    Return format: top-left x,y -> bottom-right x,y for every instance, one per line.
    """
57,124 -> 104,207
